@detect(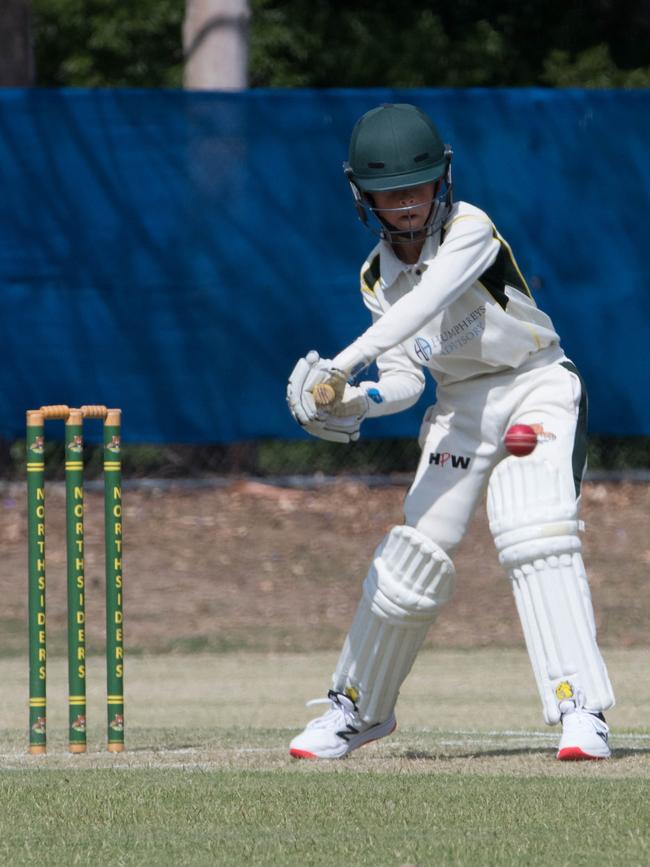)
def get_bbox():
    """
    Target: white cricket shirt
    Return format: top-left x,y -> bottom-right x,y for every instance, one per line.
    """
334,202 -> 562,416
